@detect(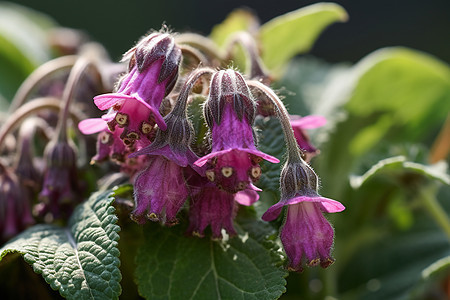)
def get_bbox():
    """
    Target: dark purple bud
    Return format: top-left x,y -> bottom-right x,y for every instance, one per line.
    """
195,69 -> 279,193
37,141 -> 80,219
0,164 -> 34,241
204,69 -> 255,125
124,32 -> 182,95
